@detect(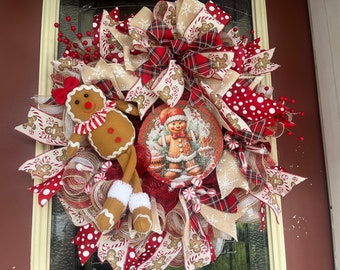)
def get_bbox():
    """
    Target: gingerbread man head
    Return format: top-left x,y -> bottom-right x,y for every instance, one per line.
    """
65,85 -> 106,123
159,107 -> 188,135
